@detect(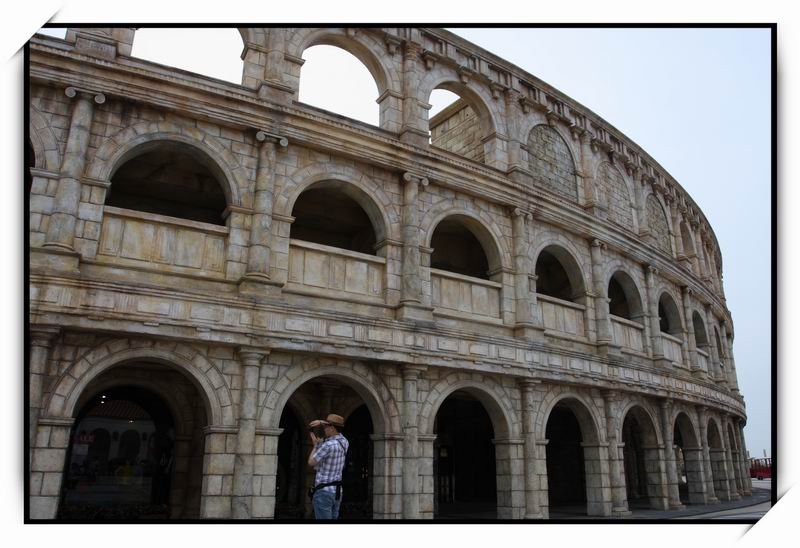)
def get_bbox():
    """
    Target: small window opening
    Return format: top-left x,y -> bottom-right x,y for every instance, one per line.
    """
535,250 -> 574,302
430,220 -> 490,280
428,88 -> 485,163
